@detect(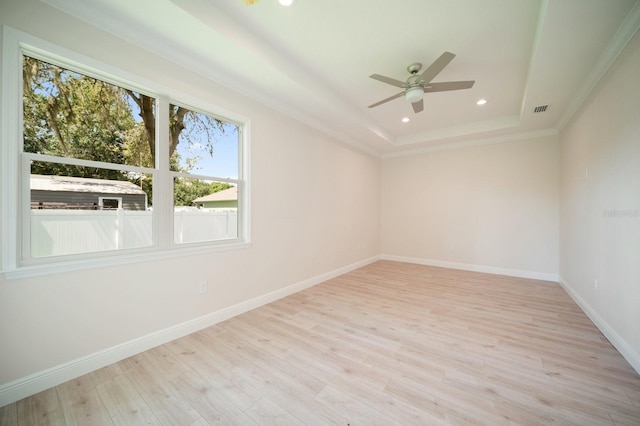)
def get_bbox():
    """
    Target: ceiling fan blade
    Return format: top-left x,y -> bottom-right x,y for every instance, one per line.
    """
368,92 -> 404,108
369,74 -> 406,88
412,99 -> 424,113
424,80 -> 475,92
420,51 -> 456,84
